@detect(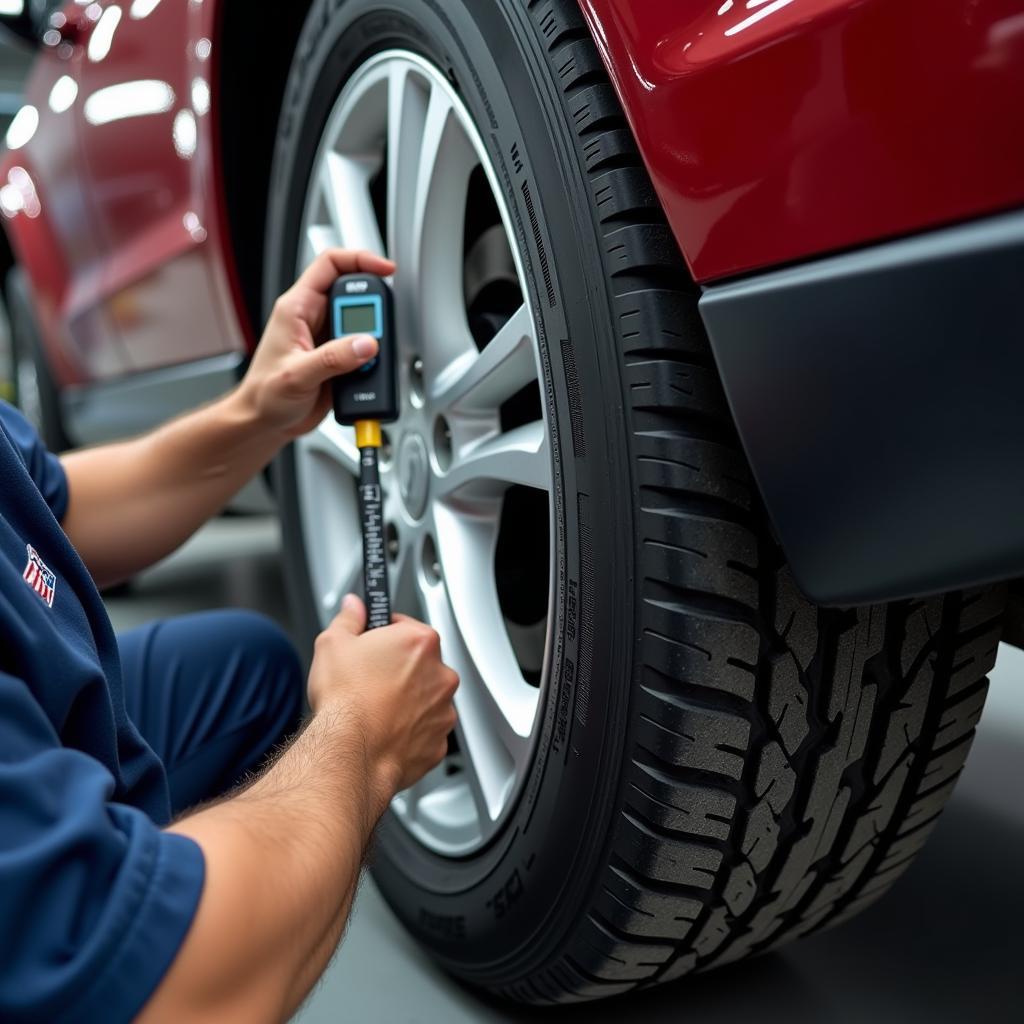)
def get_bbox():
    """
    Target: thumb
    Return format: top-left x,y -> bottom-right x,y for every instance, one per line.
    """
289,335 -> 379,392
334,593 -> 368,636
